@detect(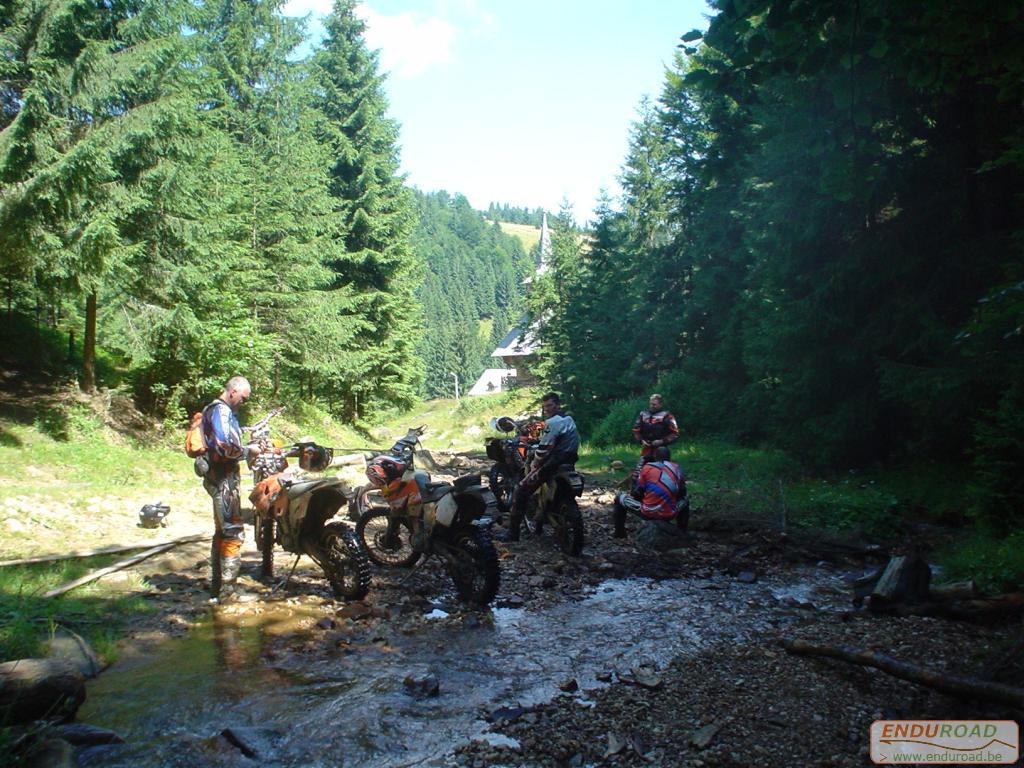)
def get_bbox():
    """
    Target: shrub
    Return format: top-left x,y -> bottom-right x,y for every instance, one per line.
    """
587,398 -> 647,448
938,530 -> 1024,593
